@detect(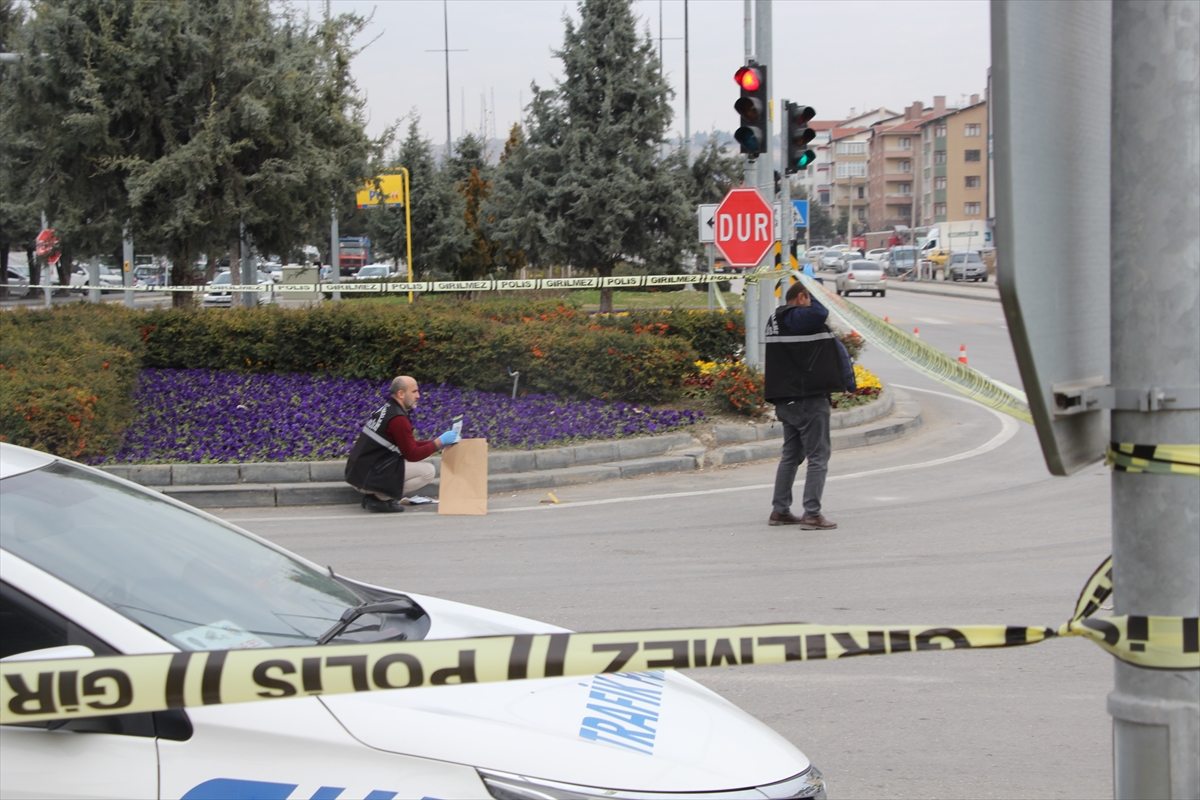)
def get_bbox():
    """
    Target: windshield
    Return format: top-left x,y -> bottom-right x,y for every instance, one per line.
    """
0,462 -> 427,649
212,273 -> 232,285
358,267 -> 386,277
340,246 -> 365,256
